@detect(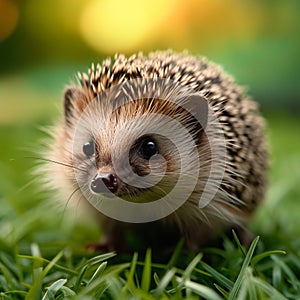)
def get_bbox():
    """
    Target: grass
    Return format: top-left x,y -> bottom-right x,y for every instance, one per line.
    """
0,229 -> 298,299
0,72 -> 300,299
